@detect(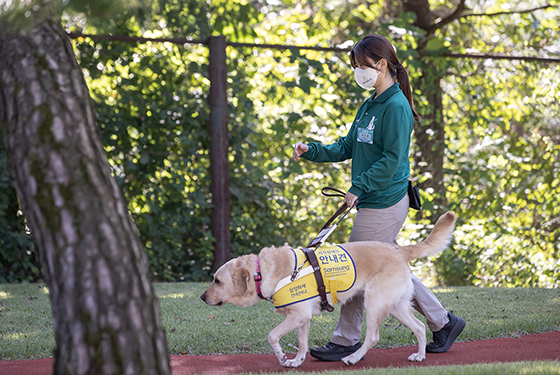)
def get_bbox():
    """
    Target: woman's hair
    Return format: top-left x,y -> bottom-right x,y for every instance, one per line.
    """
350,34 -> 420,123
